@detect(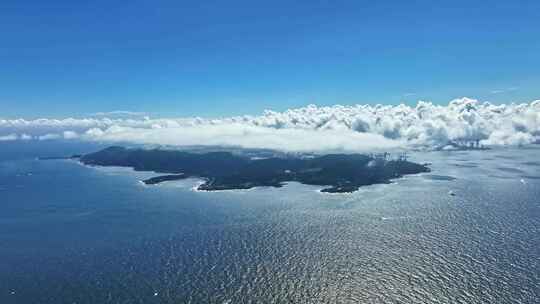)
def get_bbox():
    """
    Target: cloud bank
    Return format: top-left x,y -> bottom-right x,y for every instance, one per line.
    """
1,98 -> 539,152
